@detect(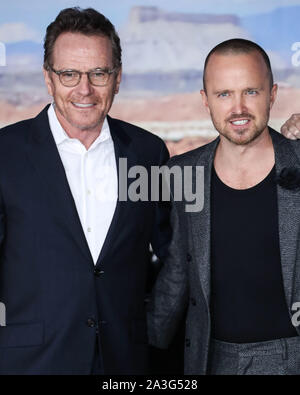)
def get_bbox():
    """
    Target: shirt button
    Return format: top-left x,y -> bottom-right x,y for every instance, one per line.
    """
87,318 -> 96,328
87,190 -> 91,195
87,227 -> 91,233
